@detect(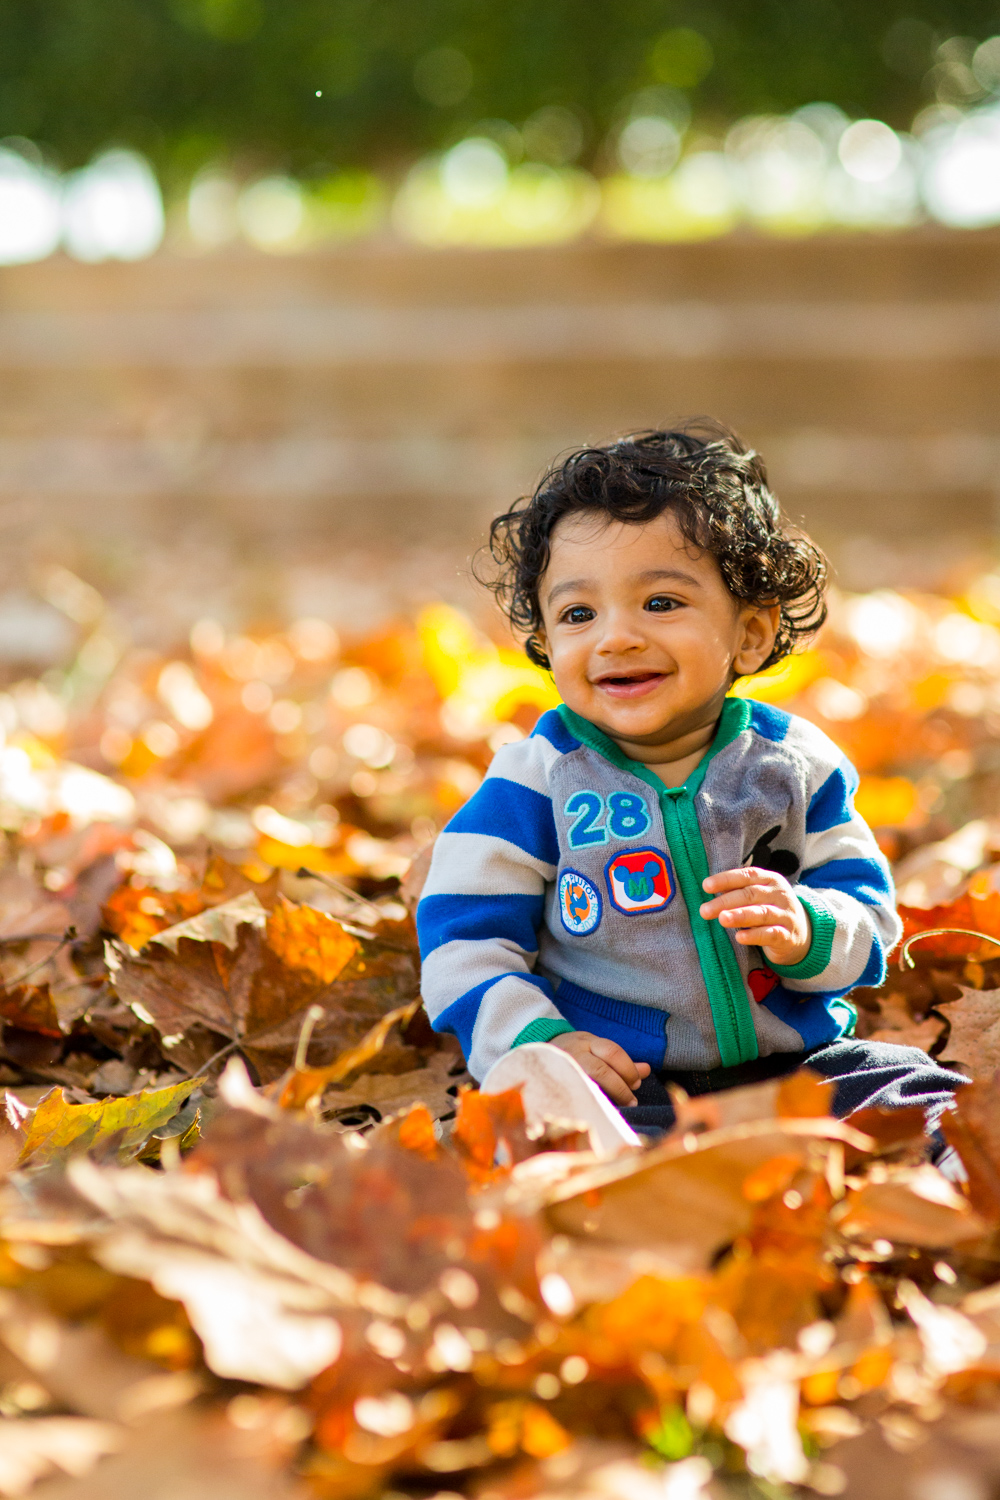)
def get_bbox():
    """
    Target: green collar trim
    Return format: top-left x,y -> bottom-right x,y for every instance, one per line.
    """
556,694 -> 760,1068
556,696 -> 750,796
